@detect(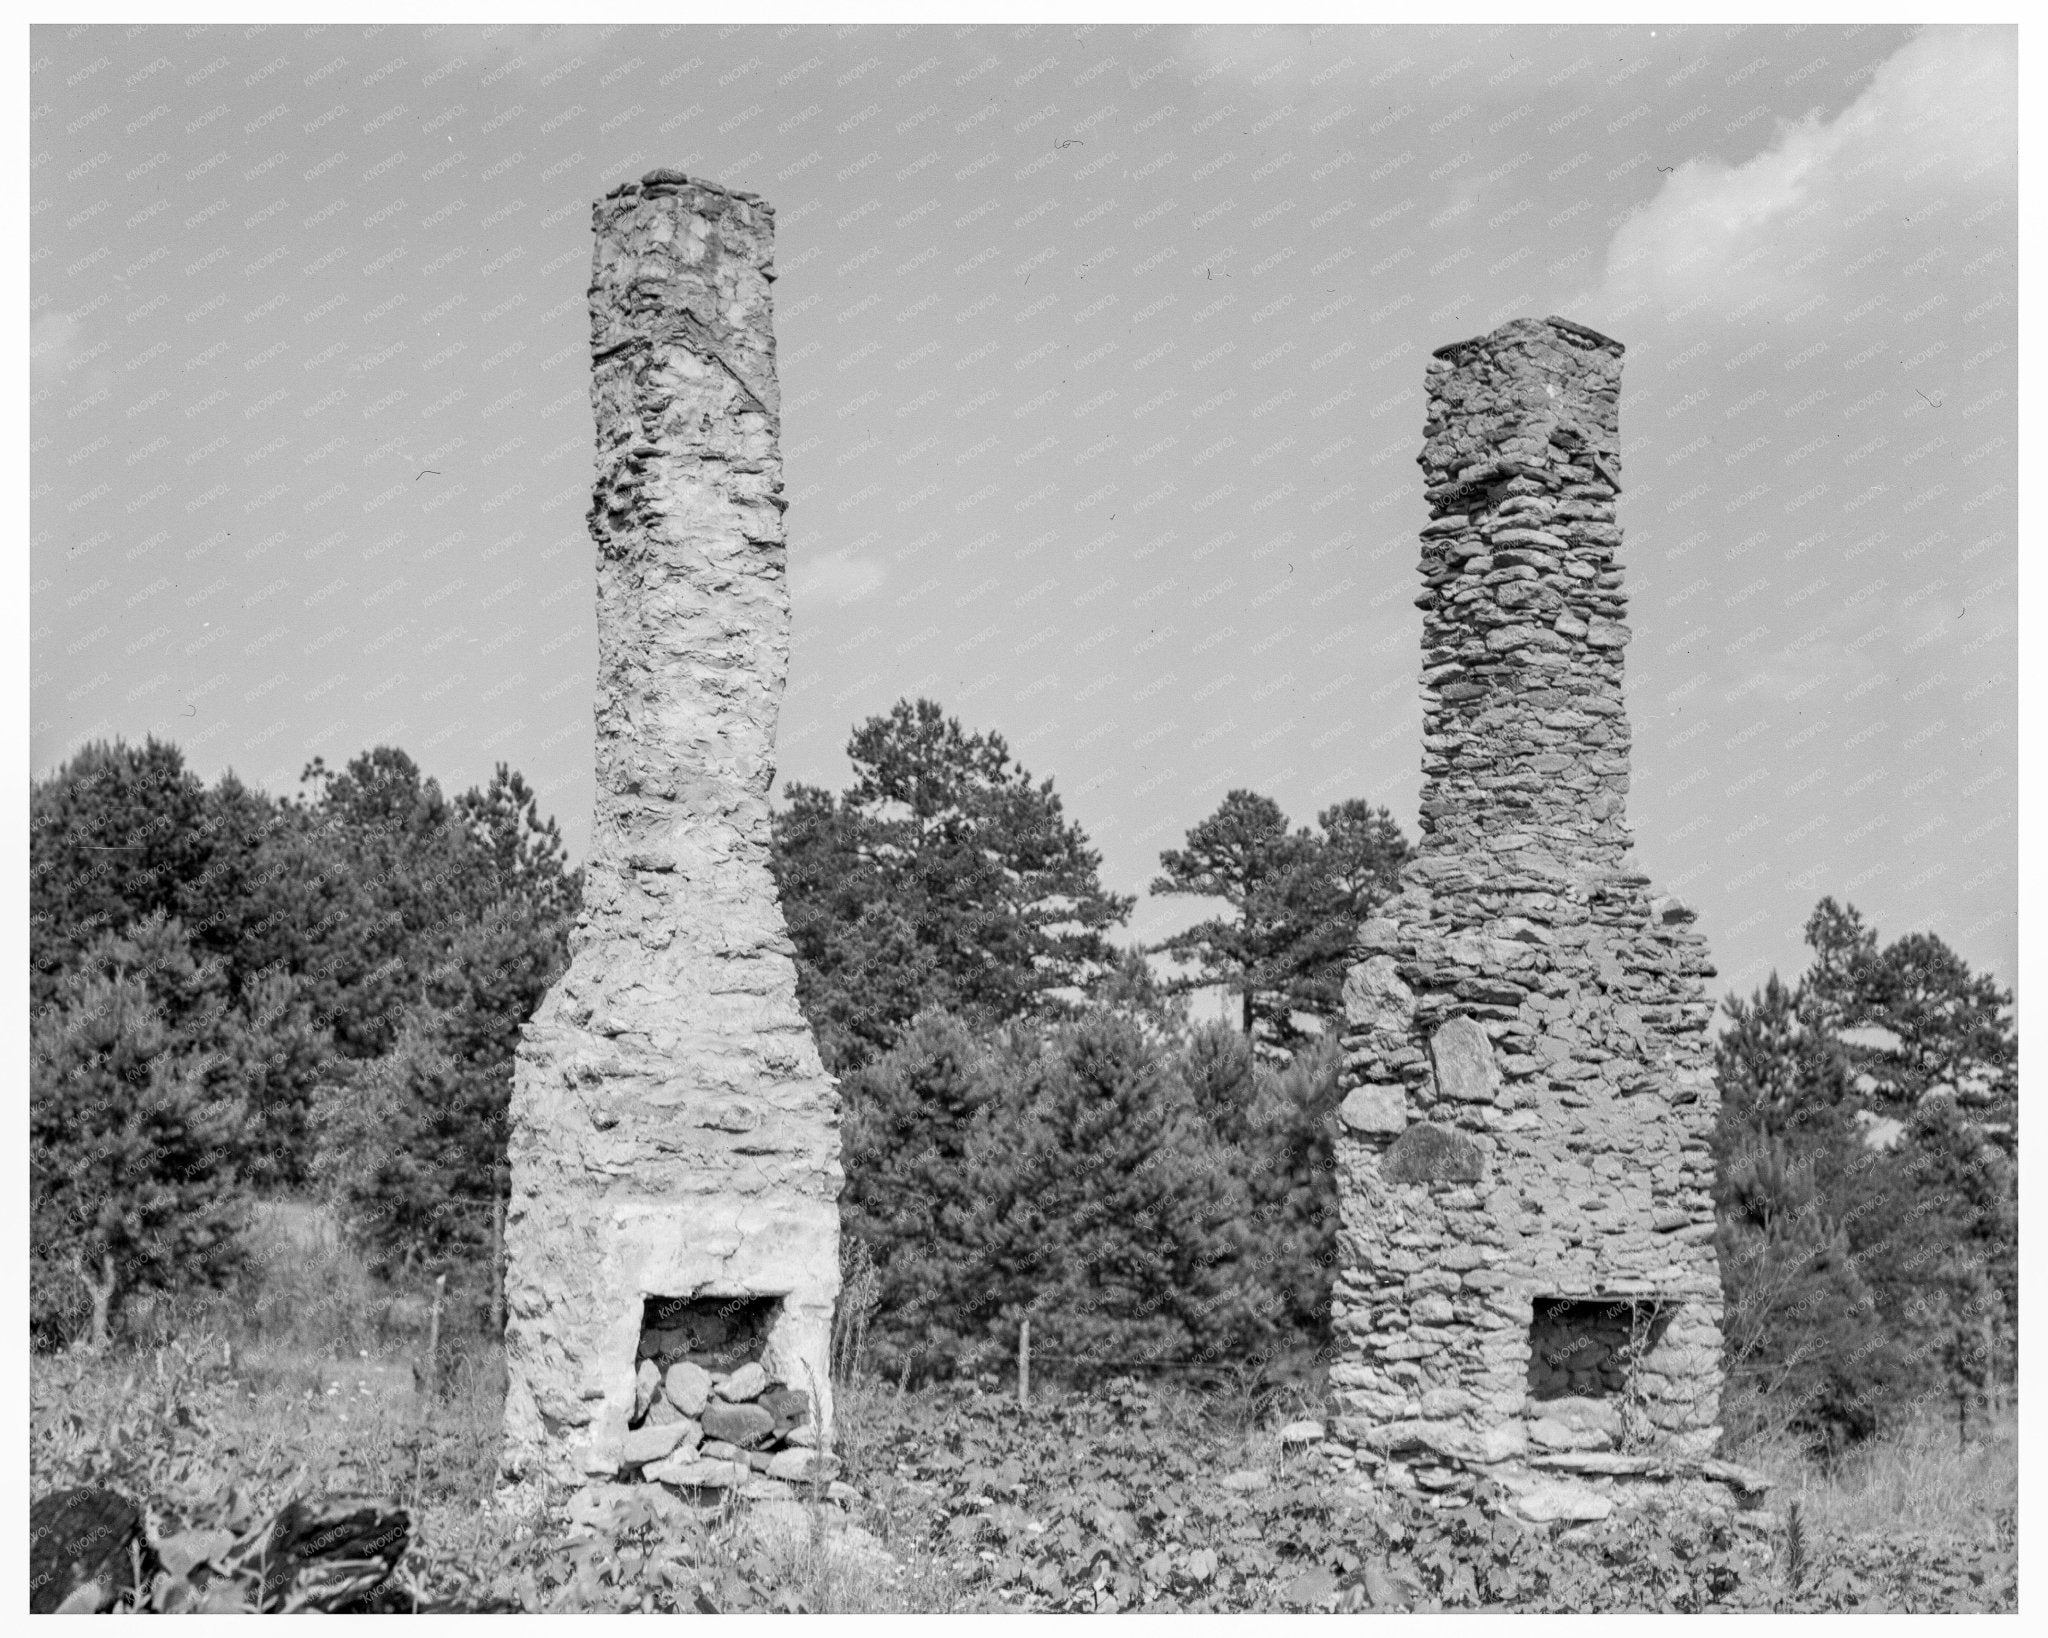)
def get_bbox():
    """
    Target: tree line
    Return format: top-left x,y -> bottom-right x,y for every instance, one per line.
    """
27,701 -> 2019,1458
